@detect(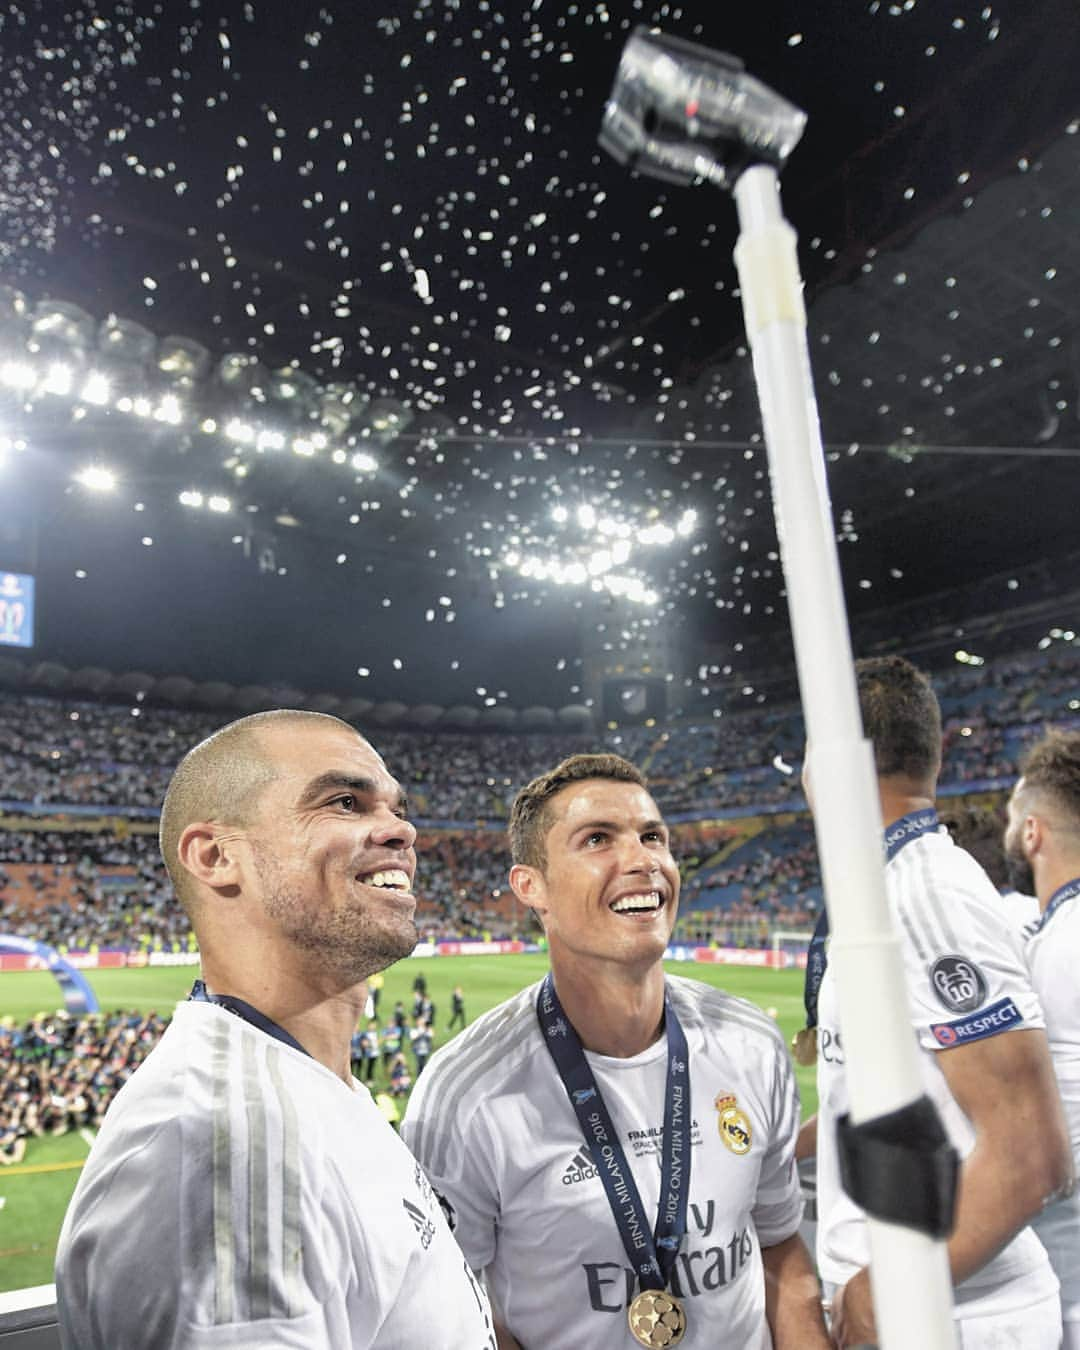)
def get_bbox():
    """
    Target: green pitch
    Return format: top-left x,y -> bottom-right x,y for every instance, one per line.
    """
0,955 -> 811,1293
